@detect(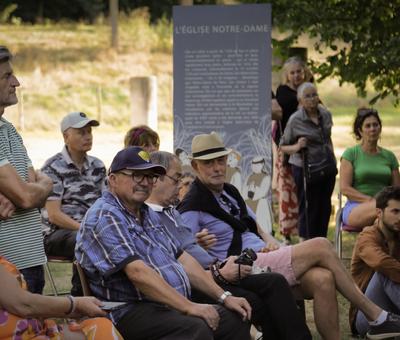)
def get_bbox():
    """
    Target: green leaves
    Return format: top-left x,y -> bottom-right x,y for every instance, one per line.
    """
267,0 -> 400,105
